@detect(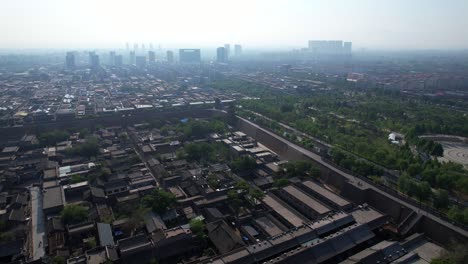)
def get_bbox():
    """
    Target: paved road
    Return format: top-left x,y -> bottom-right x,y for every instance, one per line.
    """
238,116 -> 468,239
126,129 -> 160,187
29,186 -> 45,260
